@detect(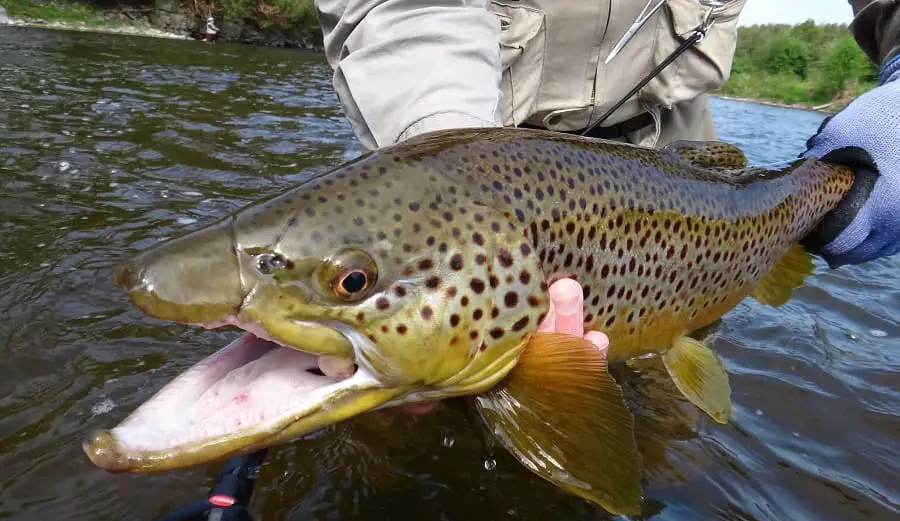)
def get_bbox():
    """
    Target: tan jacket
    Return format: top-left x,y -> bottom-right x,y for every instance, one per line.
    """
315,0 -> 900,150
